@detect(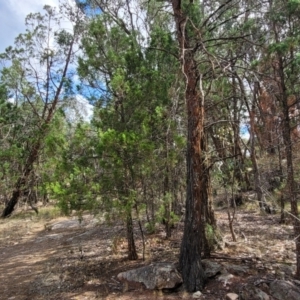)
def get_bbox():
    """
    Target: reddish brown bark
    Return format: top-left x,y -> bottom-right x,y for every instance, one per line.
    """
171,0 -> 213,292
